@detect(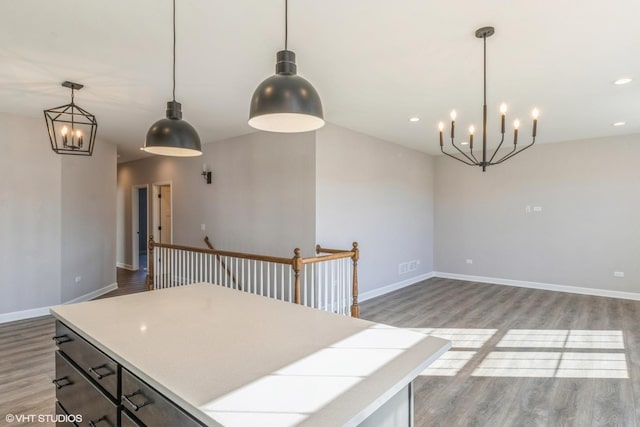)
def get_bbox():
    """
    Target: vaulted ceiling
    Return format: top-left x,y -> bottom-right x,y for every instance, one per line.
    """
2,0 -> 639,162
